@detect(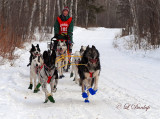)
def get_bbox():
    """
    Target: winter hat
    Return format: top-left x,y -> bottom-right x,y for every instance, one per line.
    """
63,7 -> 69,12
